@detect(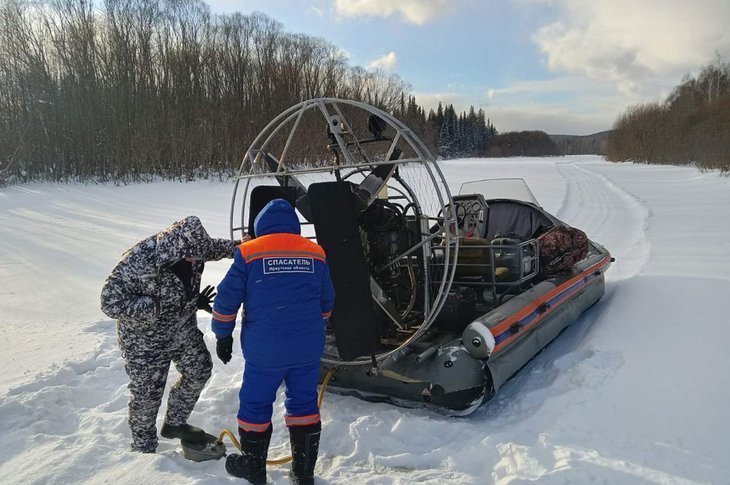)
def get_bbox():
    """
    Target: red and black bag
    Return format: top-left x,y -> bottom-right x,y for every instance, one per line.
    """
537,225 -> 588,276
